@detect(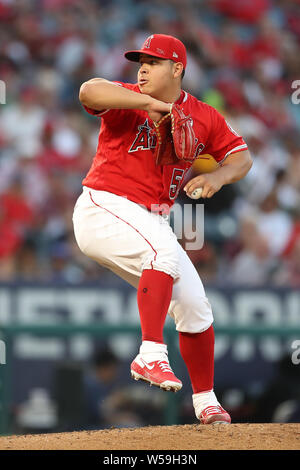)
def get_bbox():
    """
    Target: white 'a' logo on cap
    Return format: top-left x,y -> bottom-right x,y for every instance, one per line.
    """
143,34 -> 154,49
